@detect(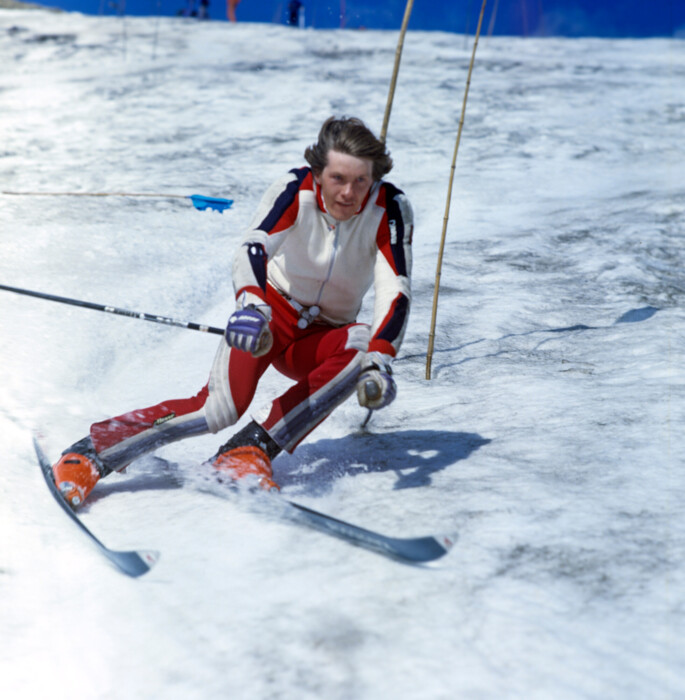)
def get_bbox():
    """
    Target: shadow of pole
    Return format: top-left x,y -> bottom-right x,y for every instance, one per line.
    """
402,305 -> 661,373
